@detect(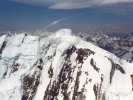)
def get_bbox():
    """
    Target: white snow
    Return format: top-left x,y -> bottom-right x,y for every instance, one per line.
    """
0,29 -> 133,100
7,34 -> 25,46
